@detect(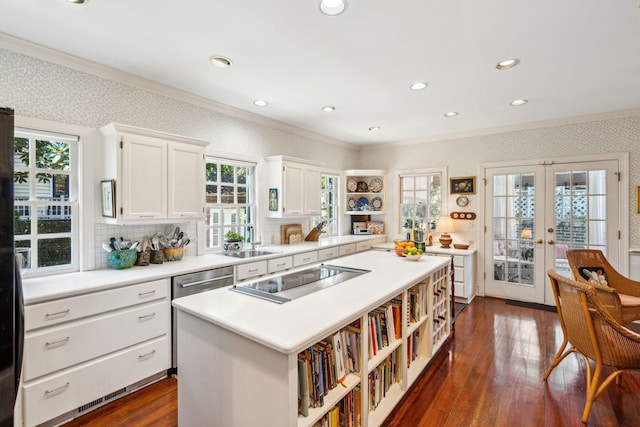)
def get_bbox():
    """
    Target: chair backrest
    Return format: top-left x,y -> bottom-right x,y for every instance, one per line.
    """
547,269 -> 598,361
566,249 -> 639,297
548,269 -> 640,369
